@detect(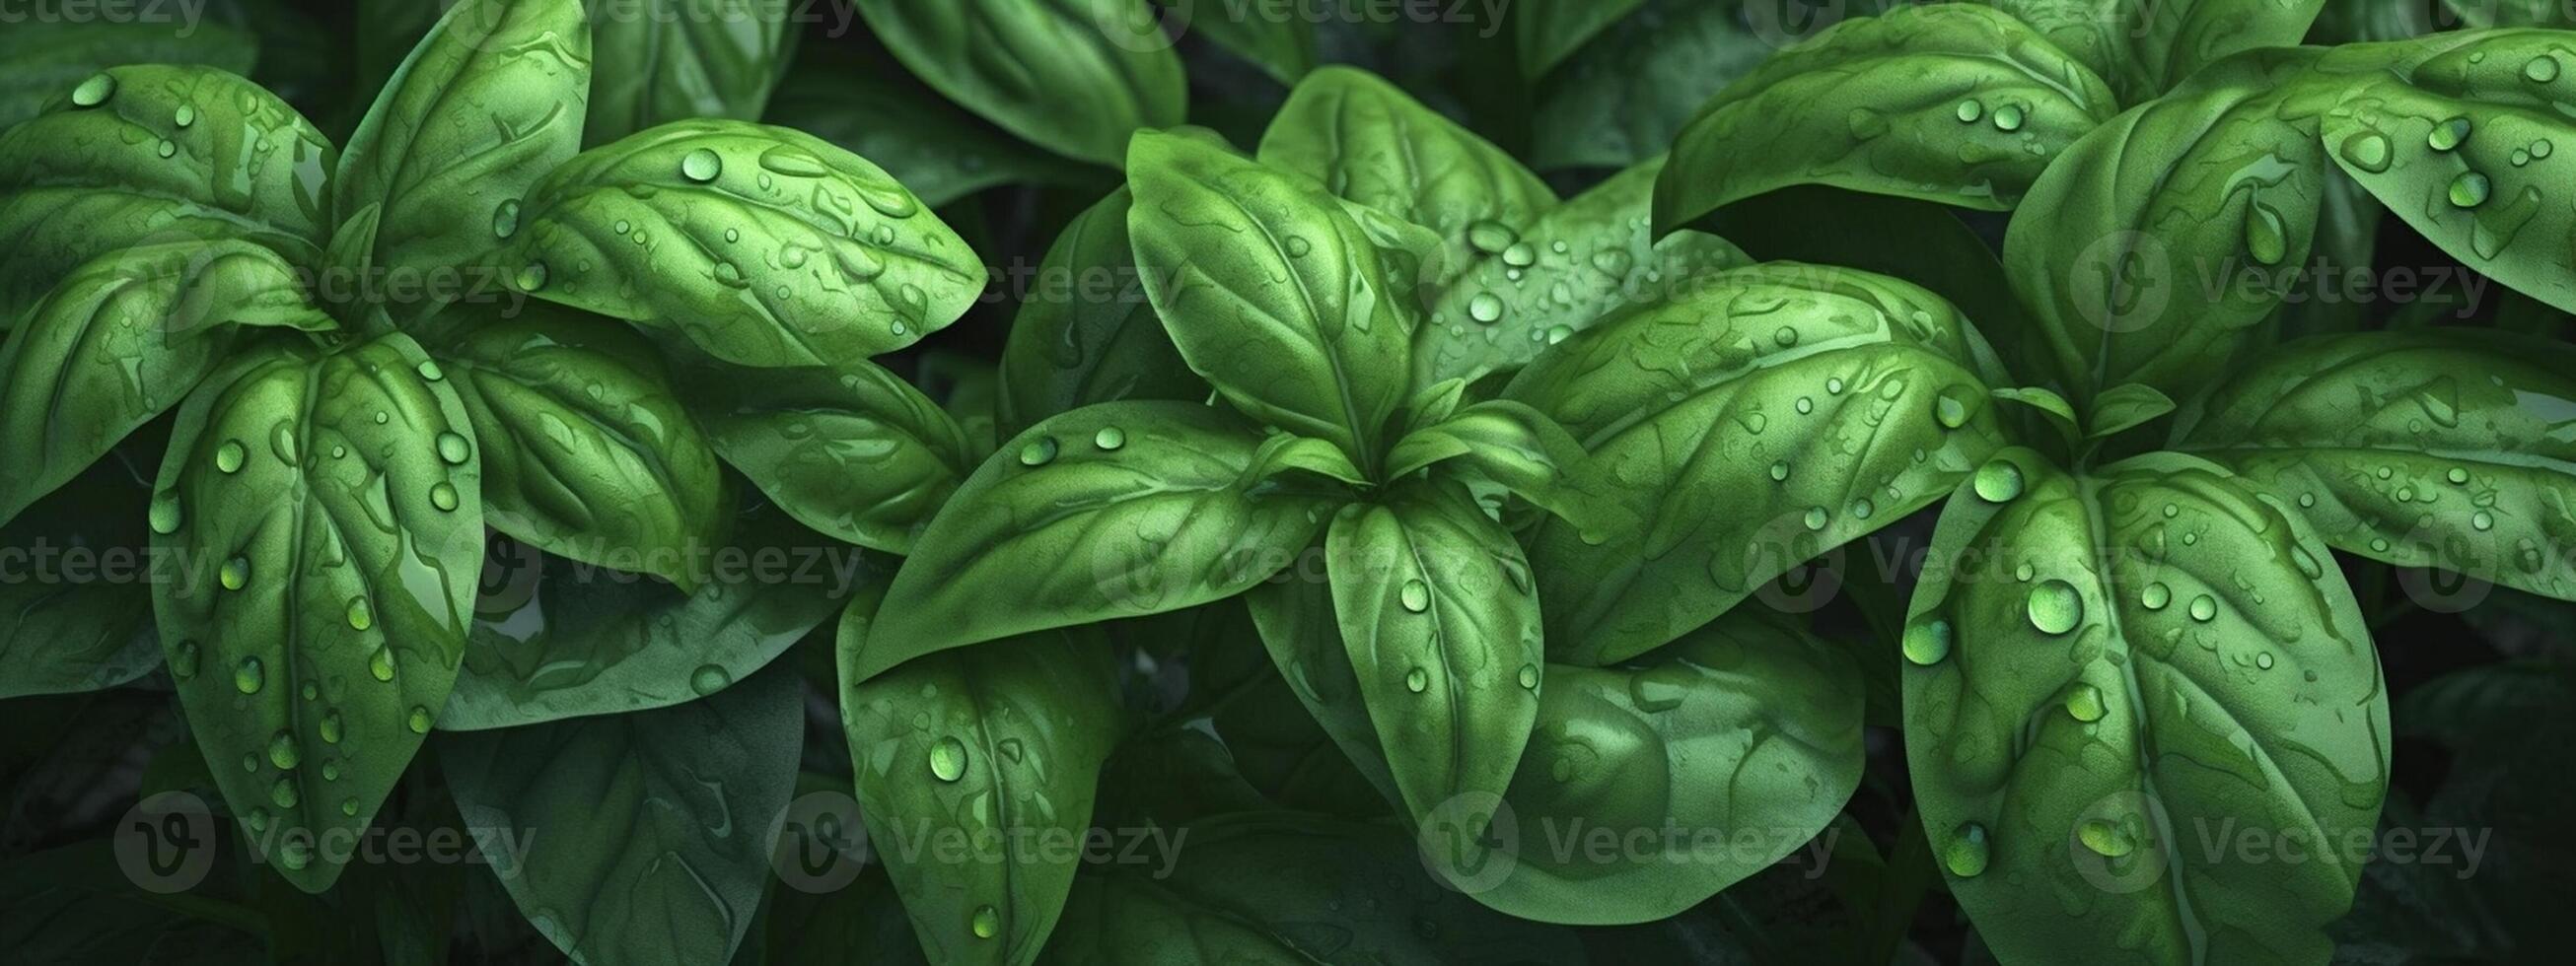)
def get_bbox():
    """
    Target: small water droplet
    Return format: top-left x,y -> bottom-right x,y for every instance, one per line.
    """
1468,292 -> 1504,324
320,711 -> 344,744
2448,171 -> 2491,208
1971,458 -> 2023,502
215,440 -> 247,473
369,647 -> 396,682
1944,822 -> 1990,877
1467,220 -> 1516,254
929,737 -> 968,782
219,555 -> 250,590
1284,236 -> 1312,257
429,482 -> 461,512
2141,582 -> 2172,610
1404,666 -> 1430,693
1803,507 -> 1829,530
1990,104 -> 2026,131
689,663 -> 732,696
174,104 -> 195,127
514,262 -> 549,291
156,139 -> 177,159
436,432 -> 471,465
1094,427 -> 1125,450
1955,100 -> 1983,123
2063,683 -> 2106,723
2255,651 -> 2275,670
680,148 -> 723,181
70,73 -> 115,106
149,492 -> 182,534
1518,663 -> 1539,690
2429,116 -> 2472,152
235,656 -> 264,694
1768,460 -> 1790,482
492,199 -> 521,239
2339,130 -> 2393,172
1933,385 -> 1980,429
172,641 -> 200,679
1018,436 -> 1059,466
268,730 -> 301,769
346,596 -> 373,631
1902,619 -> 1952,665
407,706 -> 433,733
1399,579 -> 1430,612
2187,594 -> 2217,622
970,905 -> 1000,939
2529,55 -> 2562,83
